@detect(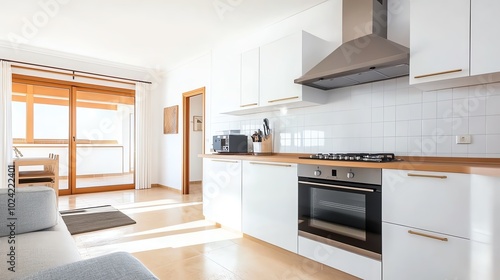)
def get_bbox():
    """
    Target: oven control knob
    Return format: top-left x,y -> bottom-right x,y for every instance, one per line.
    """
314,170 -> 322,176
347,171 -> 355,179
